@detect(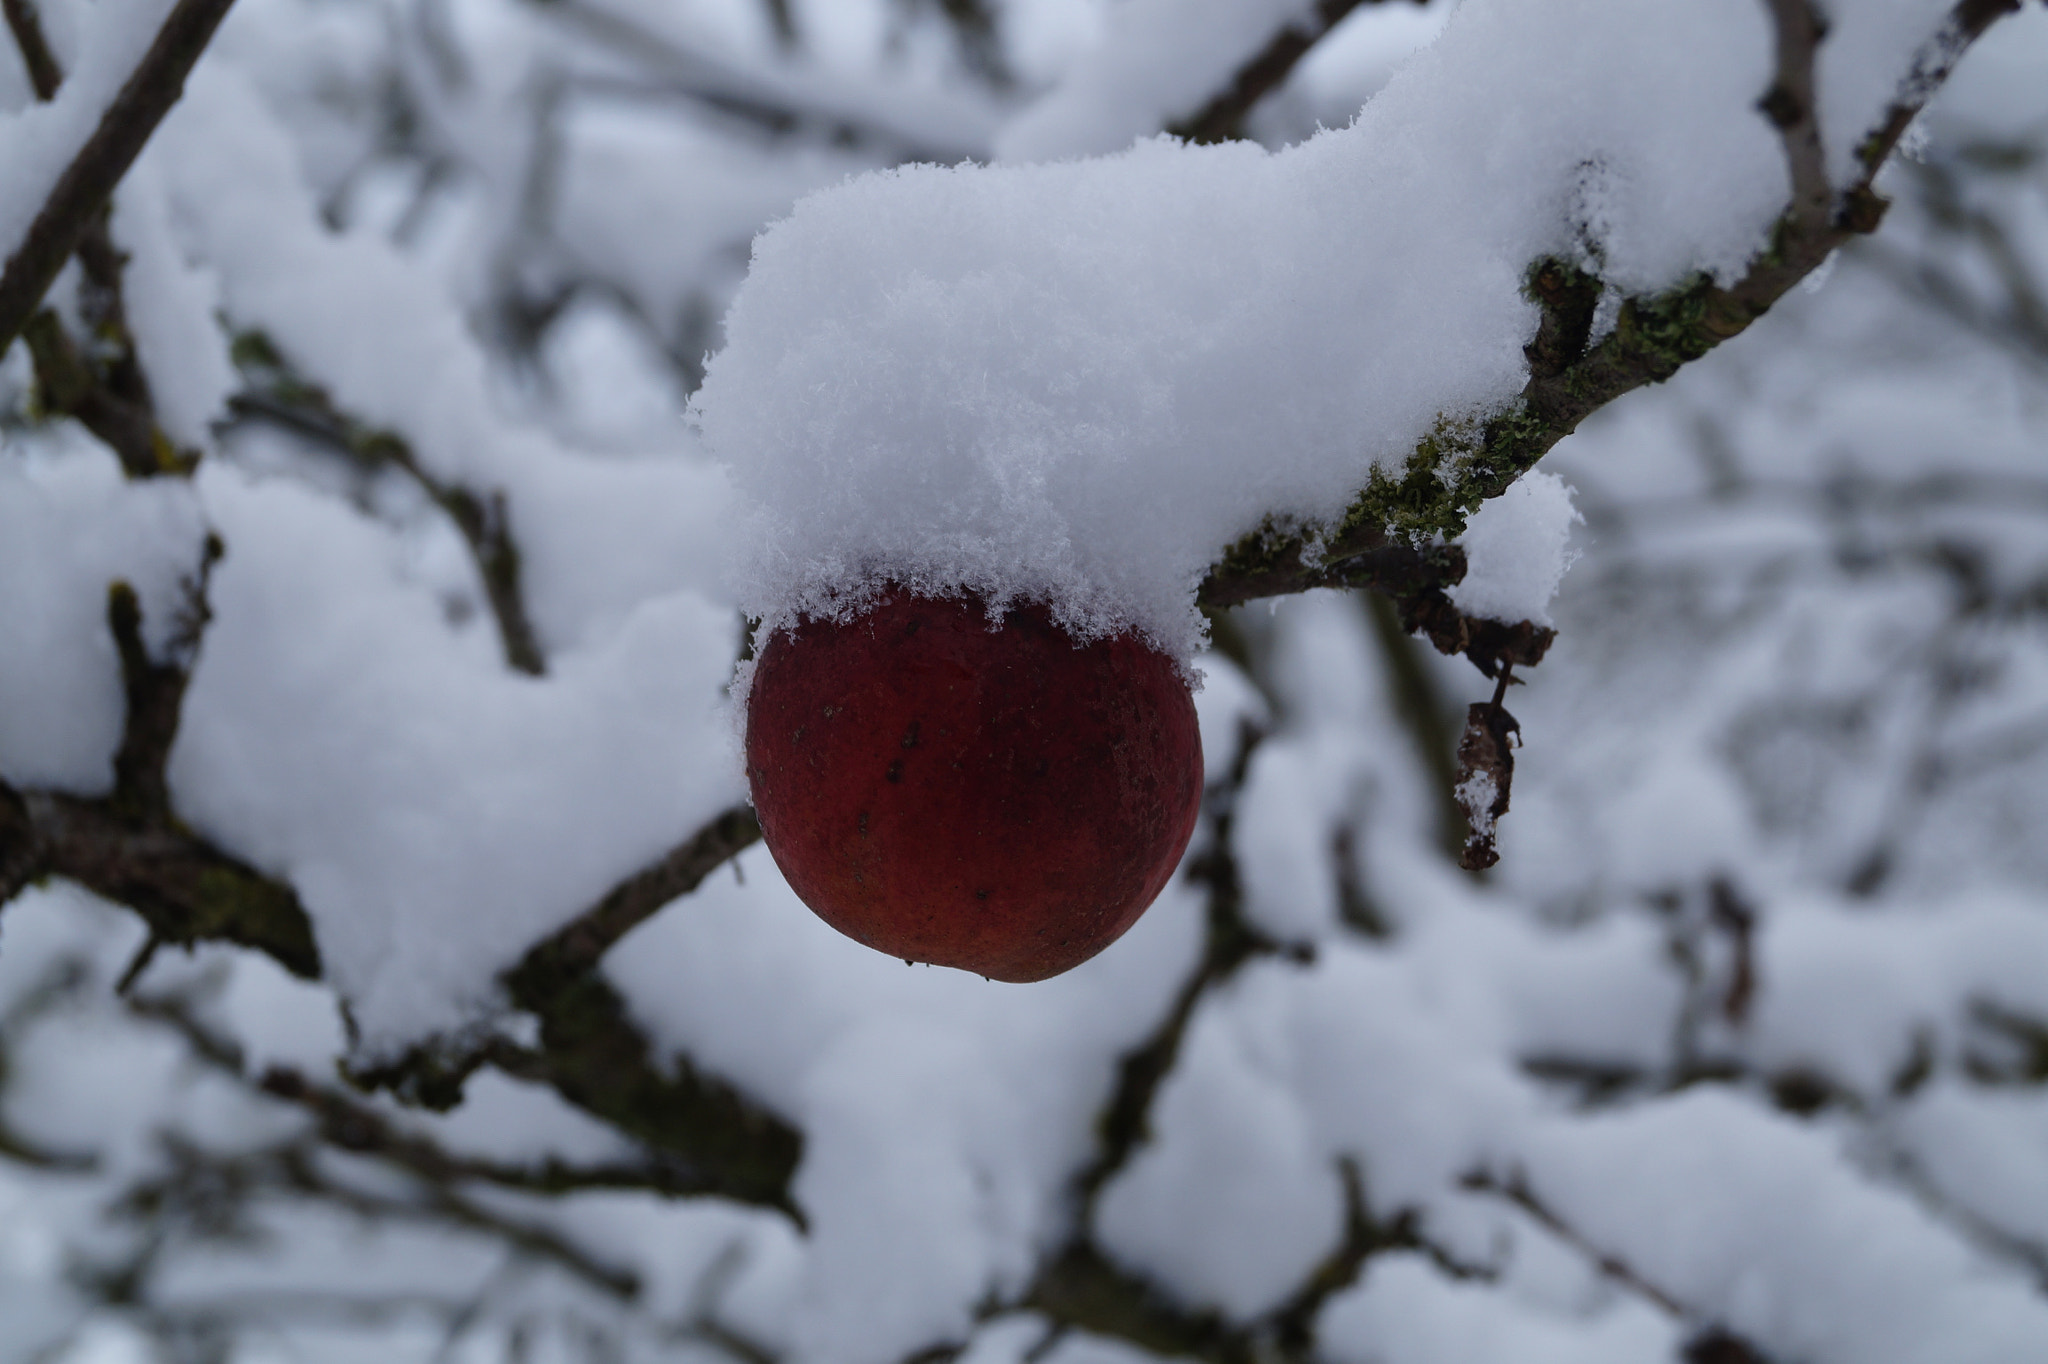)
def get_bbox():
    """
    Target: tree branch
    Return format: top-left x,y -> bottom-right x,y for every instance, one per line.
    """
6,0 -> 202,478
1758,0 -> 1833,239
226,333 -> 549,676
340,805 -> 801,1220
0,0 -> 240,356
2,0 -> 62,101
505,805 -> 761,1001
1196,0 -> 2024,610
